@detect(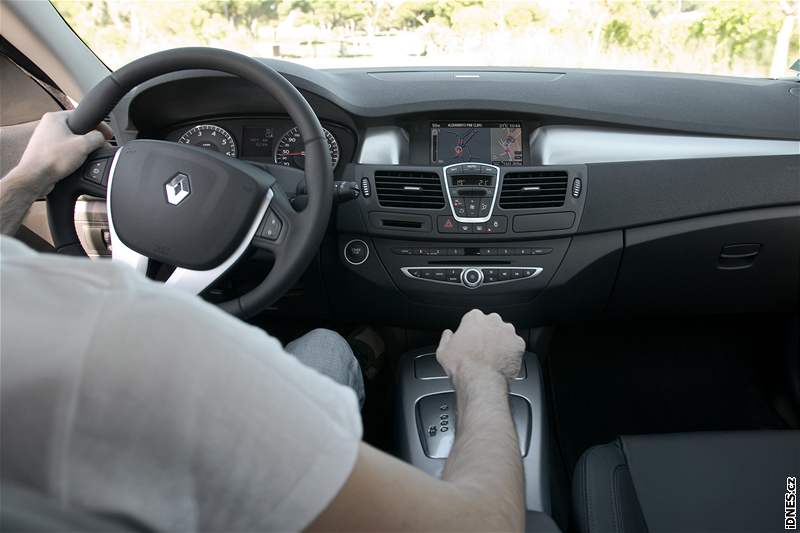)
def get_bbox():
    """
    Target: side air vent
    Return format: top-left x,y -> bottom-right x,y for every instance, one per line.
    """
374,170 -> 445,209
103,115 -> 118,146
499,171 -> 568,209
